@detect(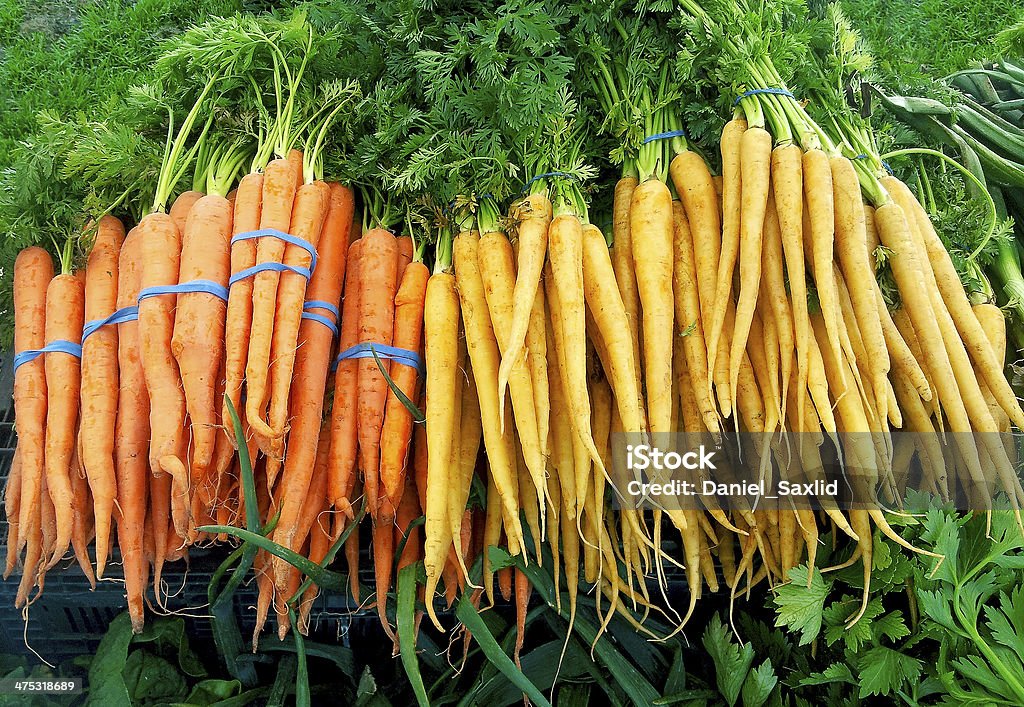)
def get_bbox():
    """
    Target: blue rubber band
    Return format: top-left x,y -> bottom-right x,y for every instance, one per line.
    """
231,229 -> 318,274
138,279 -> 229,303
301,311 -> 339,337
332,342 -> 424,376
229,261 -> 312,286
733,87 -> 795,105
642,129 -> 688,144
852,154 -> 870,160
303,300 -> 340,319
882,161 -> 894,175
14,340 -> 82,372
82,305 -> 140,342
519,171 -> 582,196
